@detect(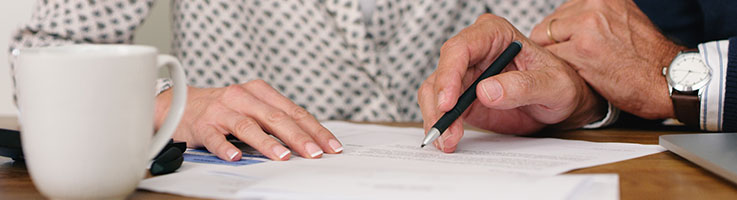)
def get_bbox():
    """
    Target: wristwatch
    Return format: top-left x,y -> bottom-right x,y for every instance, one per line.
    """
662,49 -> 712,127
